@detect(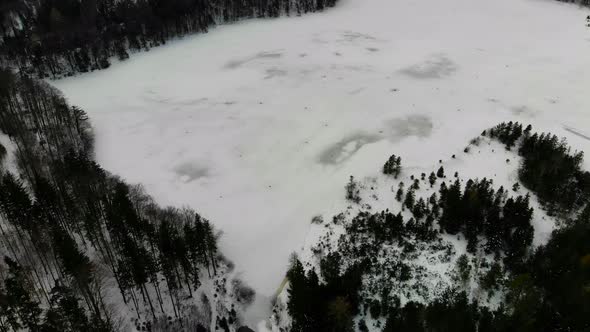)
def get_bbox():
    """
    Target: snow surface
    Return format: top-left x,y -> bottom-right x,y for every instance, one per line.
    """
51,0 -> 590,327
